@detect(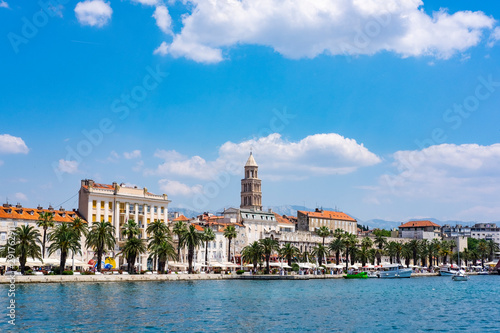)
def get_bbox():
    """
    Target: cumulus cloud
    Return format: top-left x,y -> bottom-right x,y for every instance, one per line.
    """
0,134 -> 29,154
75,0 -> 113,27
159,179 -> 203,196
131,0 -> 158,5
147,133 -> 381,180
154,0 -> 495,63
57,159 -> 79,174
487,27 -> 500,47
153,5 -> 172,35
0,1 -> 9,9
123,150 -> 141,159
380,143 -> 500,203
